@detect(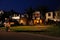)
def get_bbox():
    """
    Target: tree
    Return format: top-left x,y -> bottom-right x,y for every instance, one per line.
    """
25,7 -> 35,20
35,6 -> 49,17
